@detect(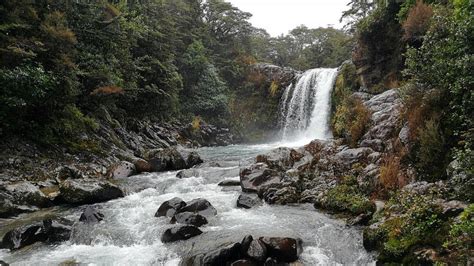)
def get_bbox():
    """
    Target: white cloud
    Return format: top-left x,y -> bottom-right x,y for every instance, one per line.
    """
227,0 -> 350,36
